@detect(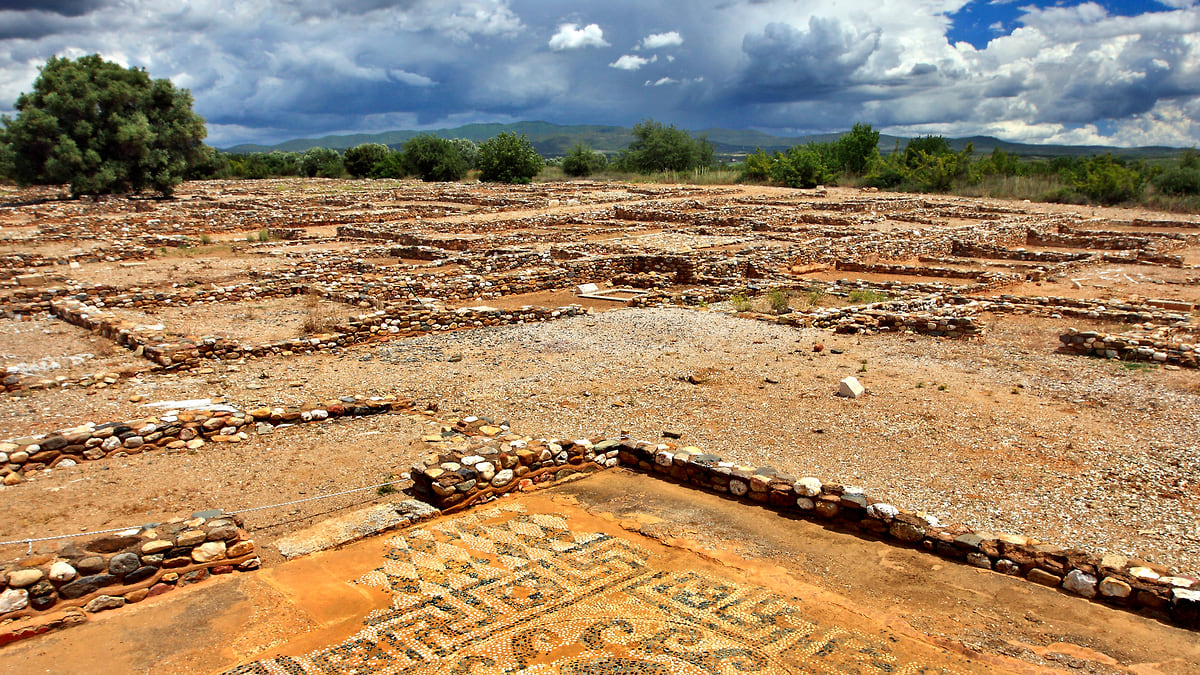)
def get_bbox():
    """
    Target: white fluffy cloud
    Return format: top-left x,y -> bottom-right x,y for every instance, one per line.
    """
610,54 -> 657,71
640,31 -> 683,49
547,22 -> 609,50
